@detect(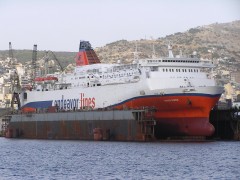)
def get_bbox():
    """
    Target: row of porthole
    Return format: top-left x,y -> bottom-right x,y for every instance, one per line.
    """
162,68 -> 199,73
101,73 -> 135,79
71,69 -> 138,80
170,77 -> 194,79
162,60 -> 199,63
